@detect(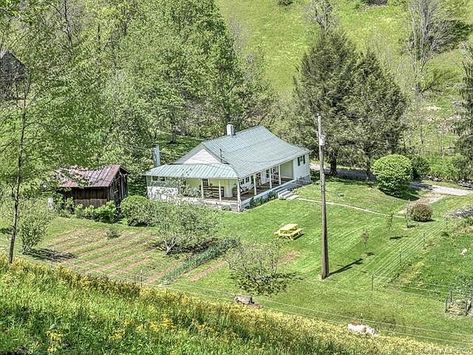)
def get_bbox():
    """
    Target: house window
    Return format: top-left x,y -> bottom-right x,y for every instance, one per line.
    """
245,177 -> 250,183
266,170 -> 270,179
297,155 -> 306,166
